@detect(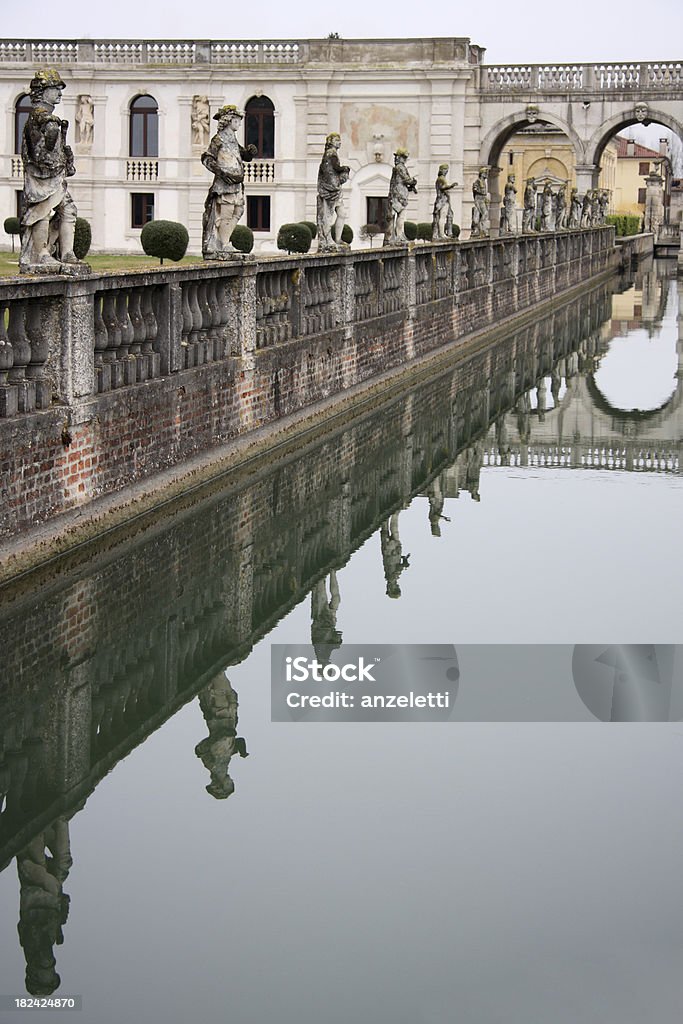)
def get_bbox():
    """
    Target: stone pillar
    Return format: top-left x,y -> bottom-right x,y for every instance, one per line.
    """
574,163 -> 600,197
645,172 -> 664,238
59,280 -> 96,408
